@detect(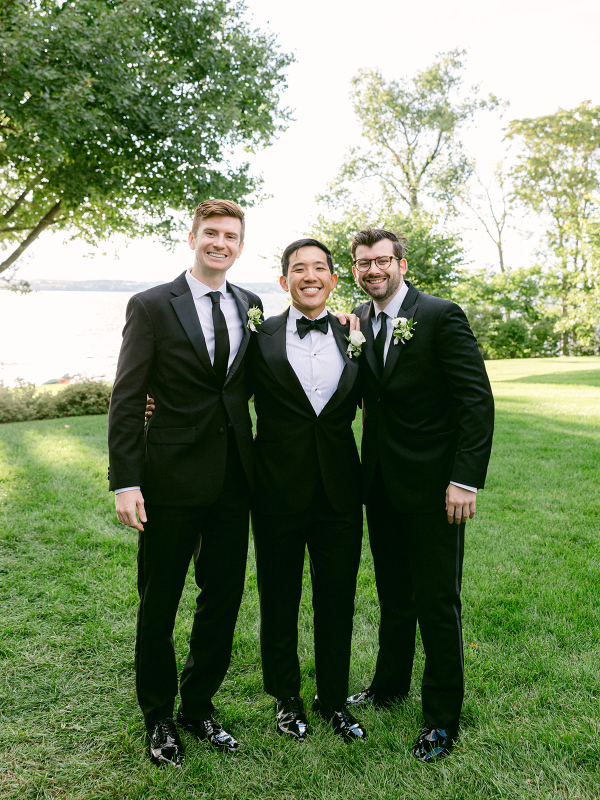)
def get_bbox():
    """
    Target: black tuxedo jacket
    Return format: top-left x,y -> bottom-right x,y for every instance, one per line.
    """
248,310 -> 362,516
108,271 -> 262,506
353,280 -> 494,513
